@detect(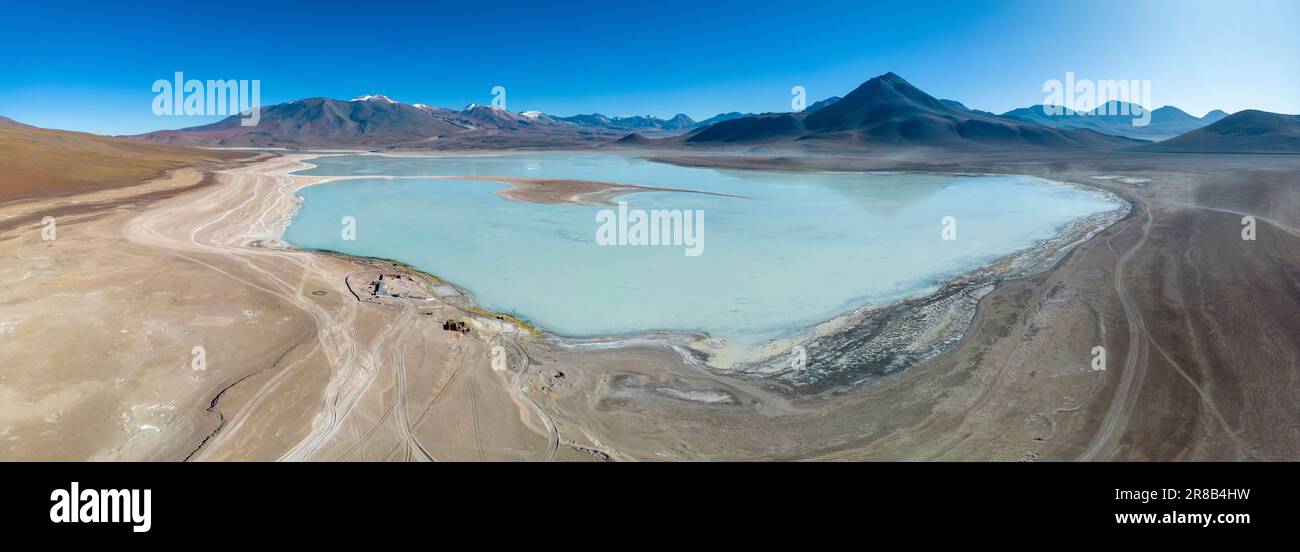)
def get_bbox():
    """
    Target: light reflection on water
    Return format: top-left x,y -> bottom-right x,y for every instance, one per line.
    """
287,154 -> 1117,344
